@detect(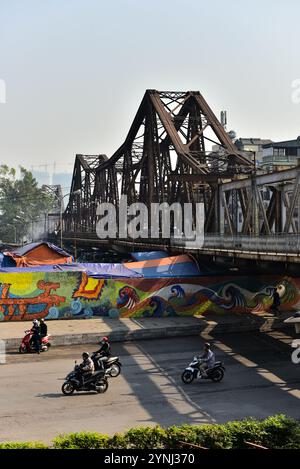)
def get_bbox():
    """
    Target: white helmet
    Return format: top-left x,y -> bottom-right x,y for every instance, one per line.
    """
33,319 -> 39,326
